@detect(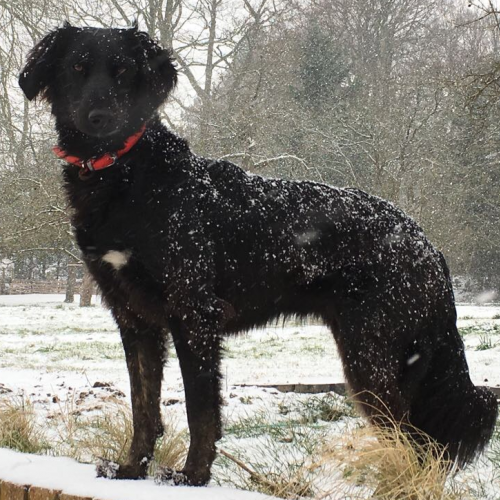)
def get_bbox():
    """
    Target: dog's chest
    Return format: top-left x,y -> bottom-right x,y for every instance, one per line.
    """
68,171 -> 173,269
73,198 -> 171,312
